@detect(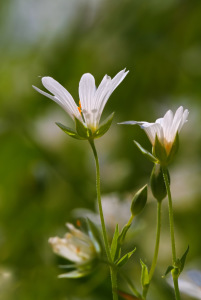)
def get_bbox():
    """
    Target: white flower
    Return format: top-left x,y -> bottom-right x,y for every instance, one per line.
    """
33,69 -> 128,133
49,223 -> 97,265
122,106 -> 189,156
